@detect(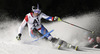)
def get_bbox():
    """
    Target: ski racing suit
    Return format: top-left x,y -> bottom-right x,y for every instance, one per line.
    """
18,12 -> 54,40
